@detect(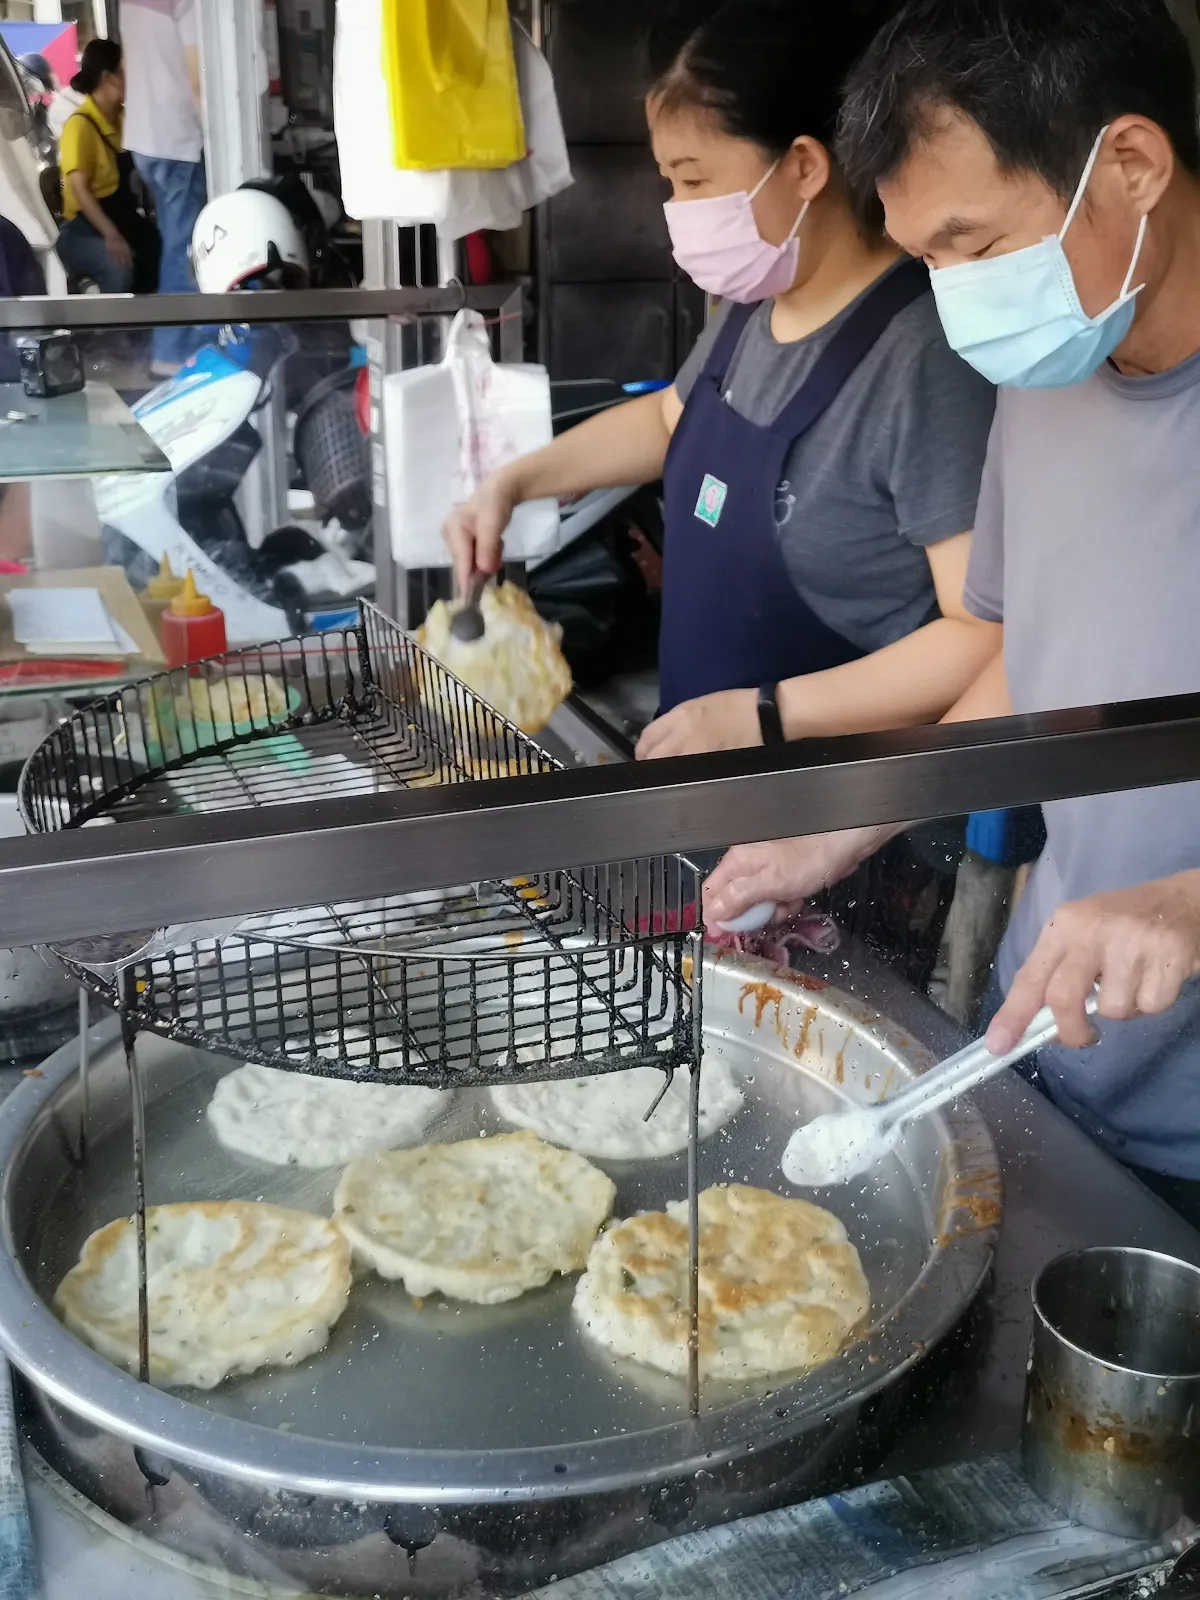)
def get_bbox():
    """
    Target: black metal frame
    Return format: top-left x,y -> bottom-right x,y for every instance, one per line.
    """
2,688 -> 1200,947
18,604 -> 701,1088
